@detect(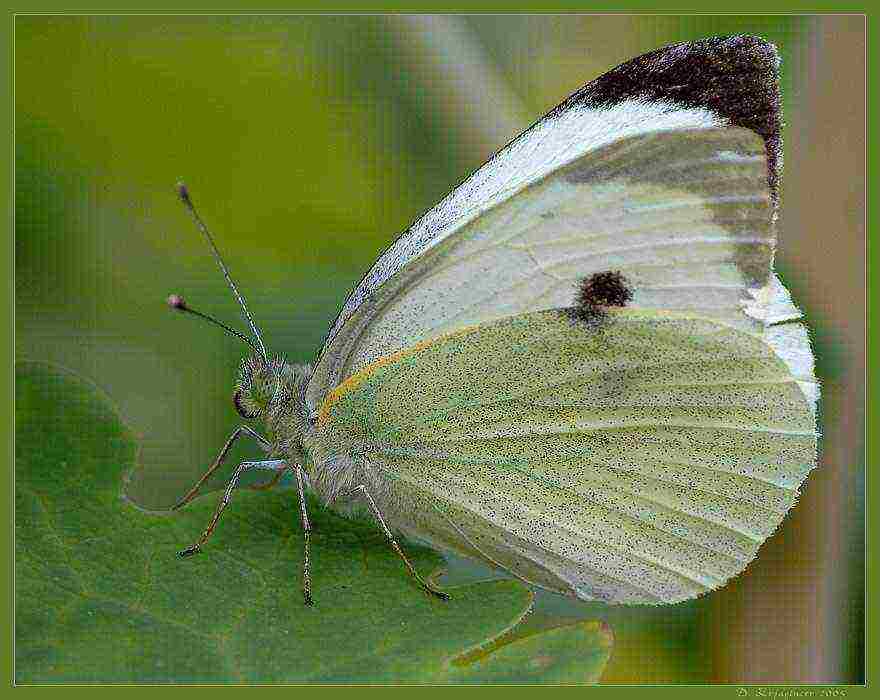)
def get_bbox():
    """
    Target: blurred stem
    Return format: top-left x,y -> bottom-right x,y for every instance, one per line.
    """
383,15 -> 533,165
